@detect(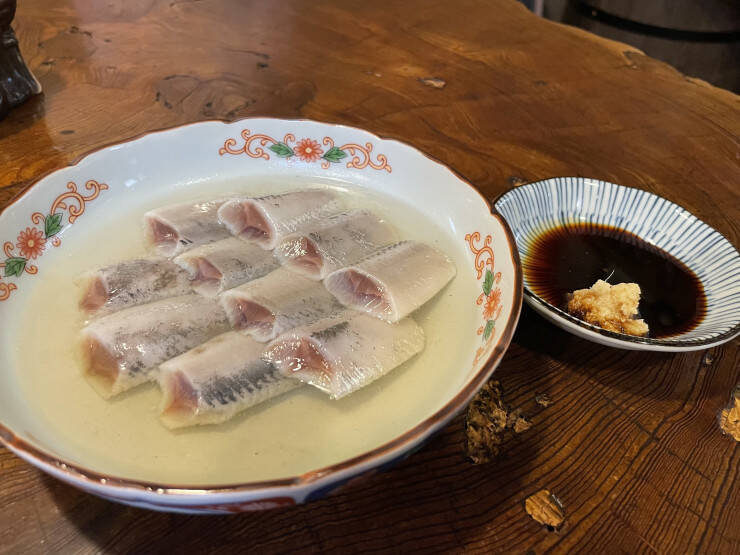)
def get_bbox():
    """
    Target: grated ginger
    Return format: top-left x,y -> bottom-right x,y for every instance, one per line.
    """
567,279 -> 648,336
